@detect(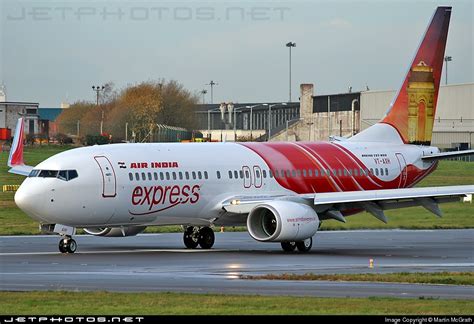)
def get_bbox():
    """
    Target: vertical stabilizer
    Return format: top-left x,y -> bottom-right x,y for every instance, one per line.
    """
351,7 -> 451,144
